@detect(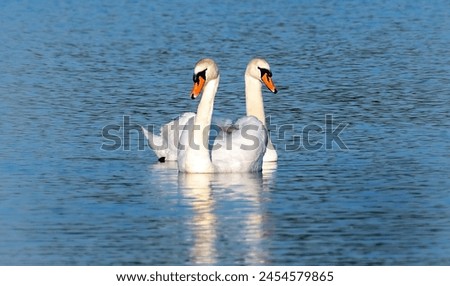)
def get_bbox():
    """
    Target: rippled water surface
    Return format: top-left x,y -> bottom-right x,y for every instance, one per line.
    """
1,0 -> 449,265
